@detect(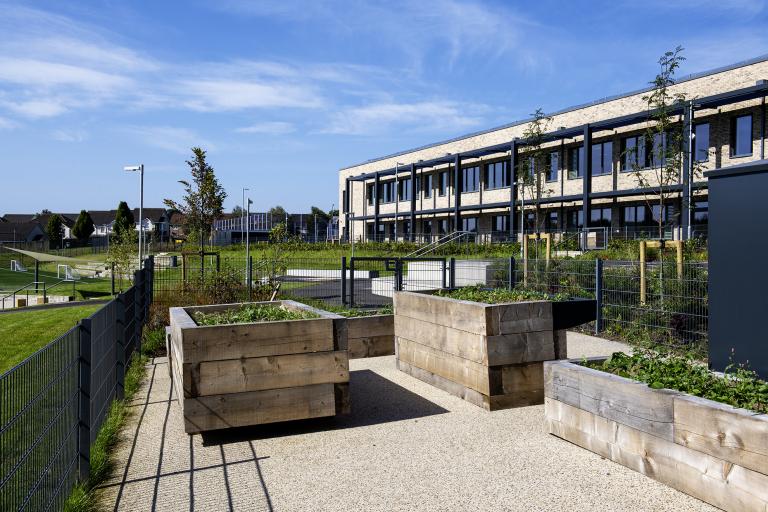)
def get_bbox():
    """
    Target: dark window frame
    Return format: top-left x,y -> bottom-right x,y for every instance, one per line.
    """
567,146 -> 584,180
438,171 -> 448,196
693,123 -> 710,162
462,166 -> 480,193
423,173 -> 433,198
547,151 -> 559,182
730,114 -> 753,157
591,141 -> 613,176
484,161 -> 509,190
